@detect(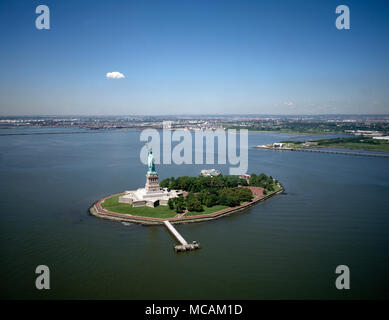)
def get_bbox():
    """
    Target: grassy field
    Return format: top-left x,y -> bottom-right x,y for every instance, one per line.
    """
184,205 -> 229,216
101,194 -> 229,218
269,184 -> 282,193
101,194 -> 177,218
320,142 -> 389,152
280,137 -> 389,153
